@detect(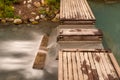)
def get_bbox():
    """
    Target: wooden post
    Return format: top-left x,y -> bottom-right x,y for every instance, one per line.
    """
33,35 -> 49,69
